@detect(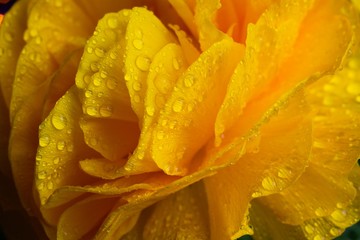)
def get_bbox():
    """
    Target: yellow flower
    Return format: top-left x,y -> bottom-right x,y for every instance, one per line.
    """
0,0 -> 360,239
